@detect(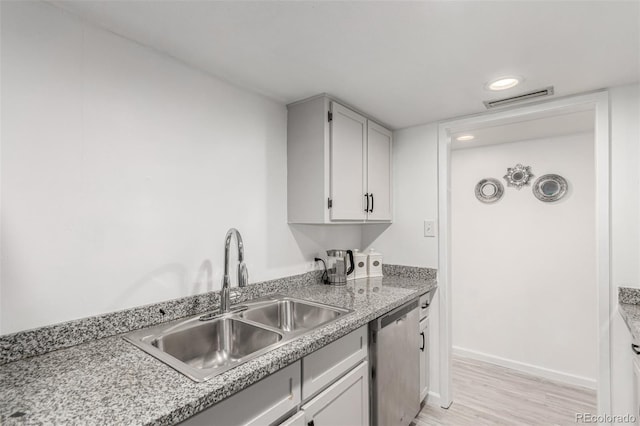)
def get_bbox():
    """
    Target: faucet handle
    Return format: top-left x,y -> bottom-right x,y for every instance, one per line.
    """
238,262 -> 249,288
